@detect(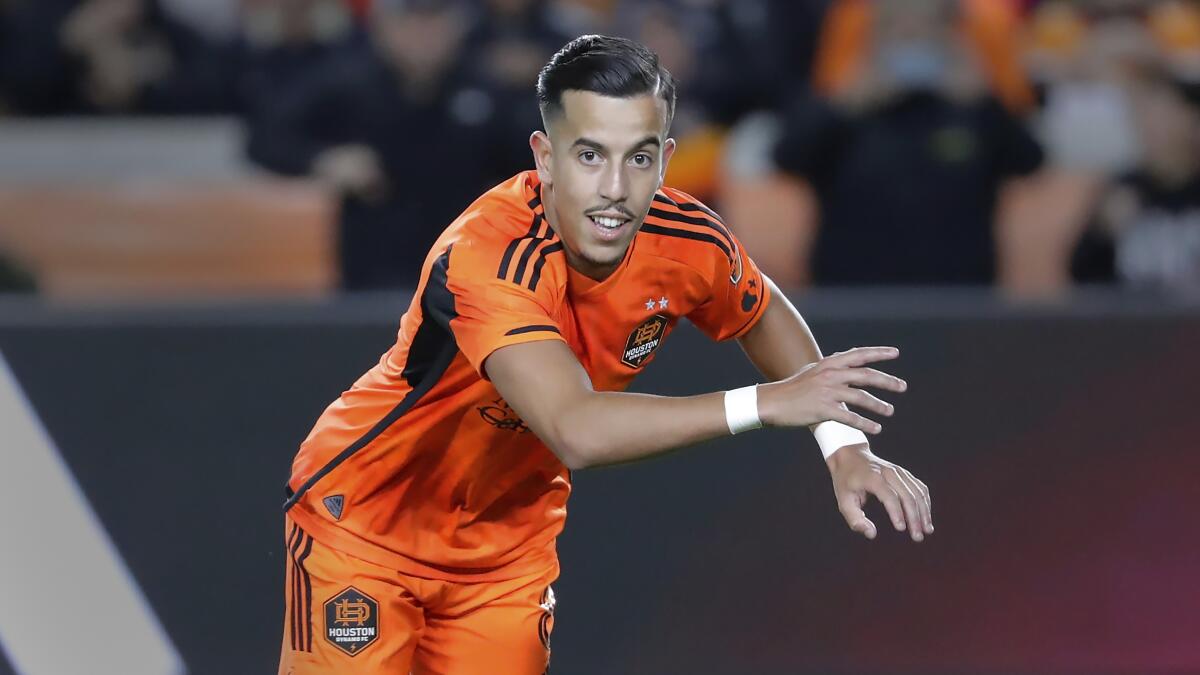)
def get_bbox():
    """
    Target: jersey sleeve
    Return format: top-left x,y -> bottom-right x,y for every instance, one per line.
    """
445,234 -> 567,378
685,216 -> 772,342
